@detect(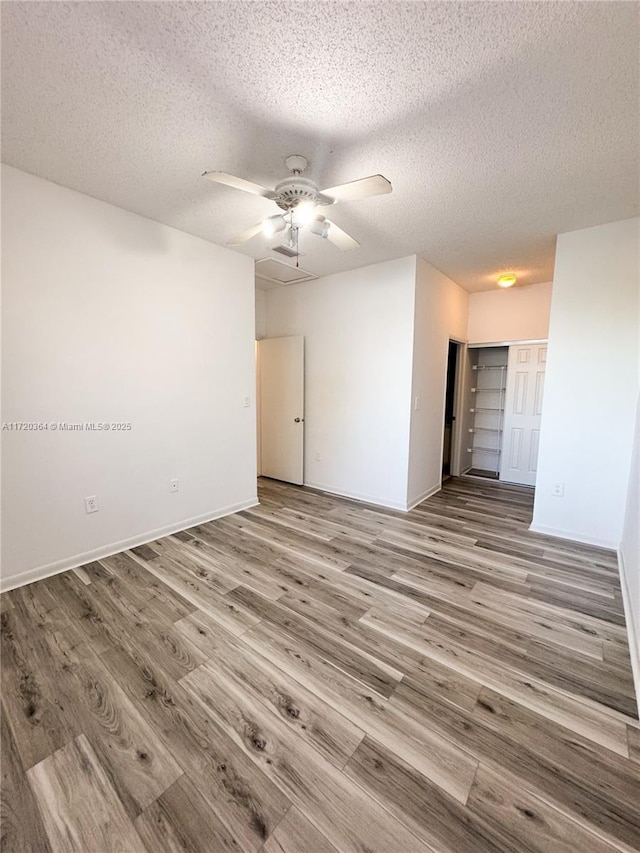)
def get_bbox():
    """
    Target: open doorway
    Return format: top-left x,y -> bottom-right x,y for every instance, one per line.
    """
460,342 -> 547,485
442,340 -> 460,481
